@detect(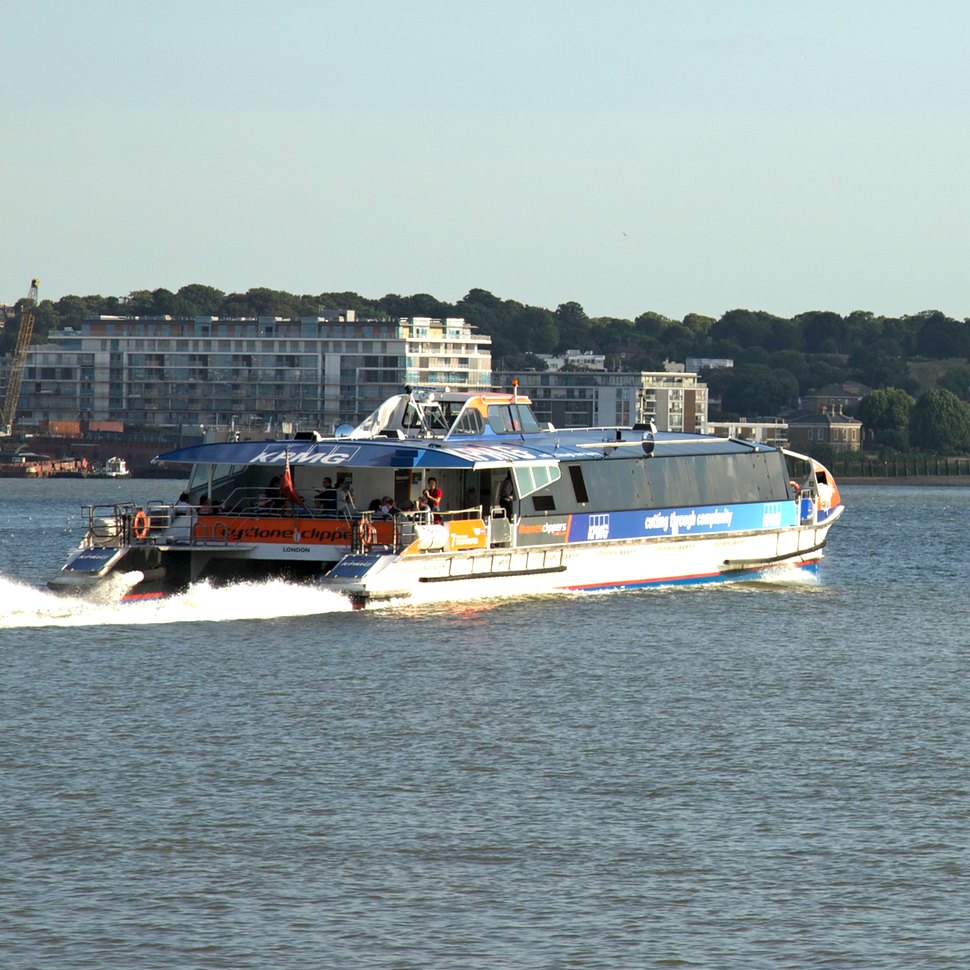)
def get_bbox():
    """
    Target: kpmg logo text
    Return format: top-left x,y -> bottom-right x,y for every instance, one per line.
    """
587,514 -> 610,541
